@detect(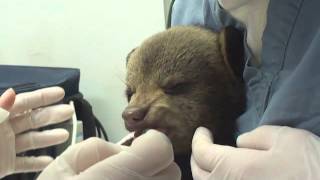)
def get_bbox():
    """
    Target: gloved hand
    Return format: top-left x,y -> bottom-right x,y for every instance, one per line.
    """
38,130 -> 181,180
0,87 -> 74,178
191,126 -> 320,180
